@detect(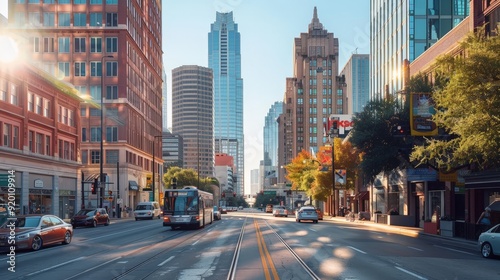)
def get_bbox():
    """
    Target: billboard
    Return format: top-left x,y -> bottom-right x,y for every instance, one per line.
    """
324,114 -> 353,138
410,92 -> 438,136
